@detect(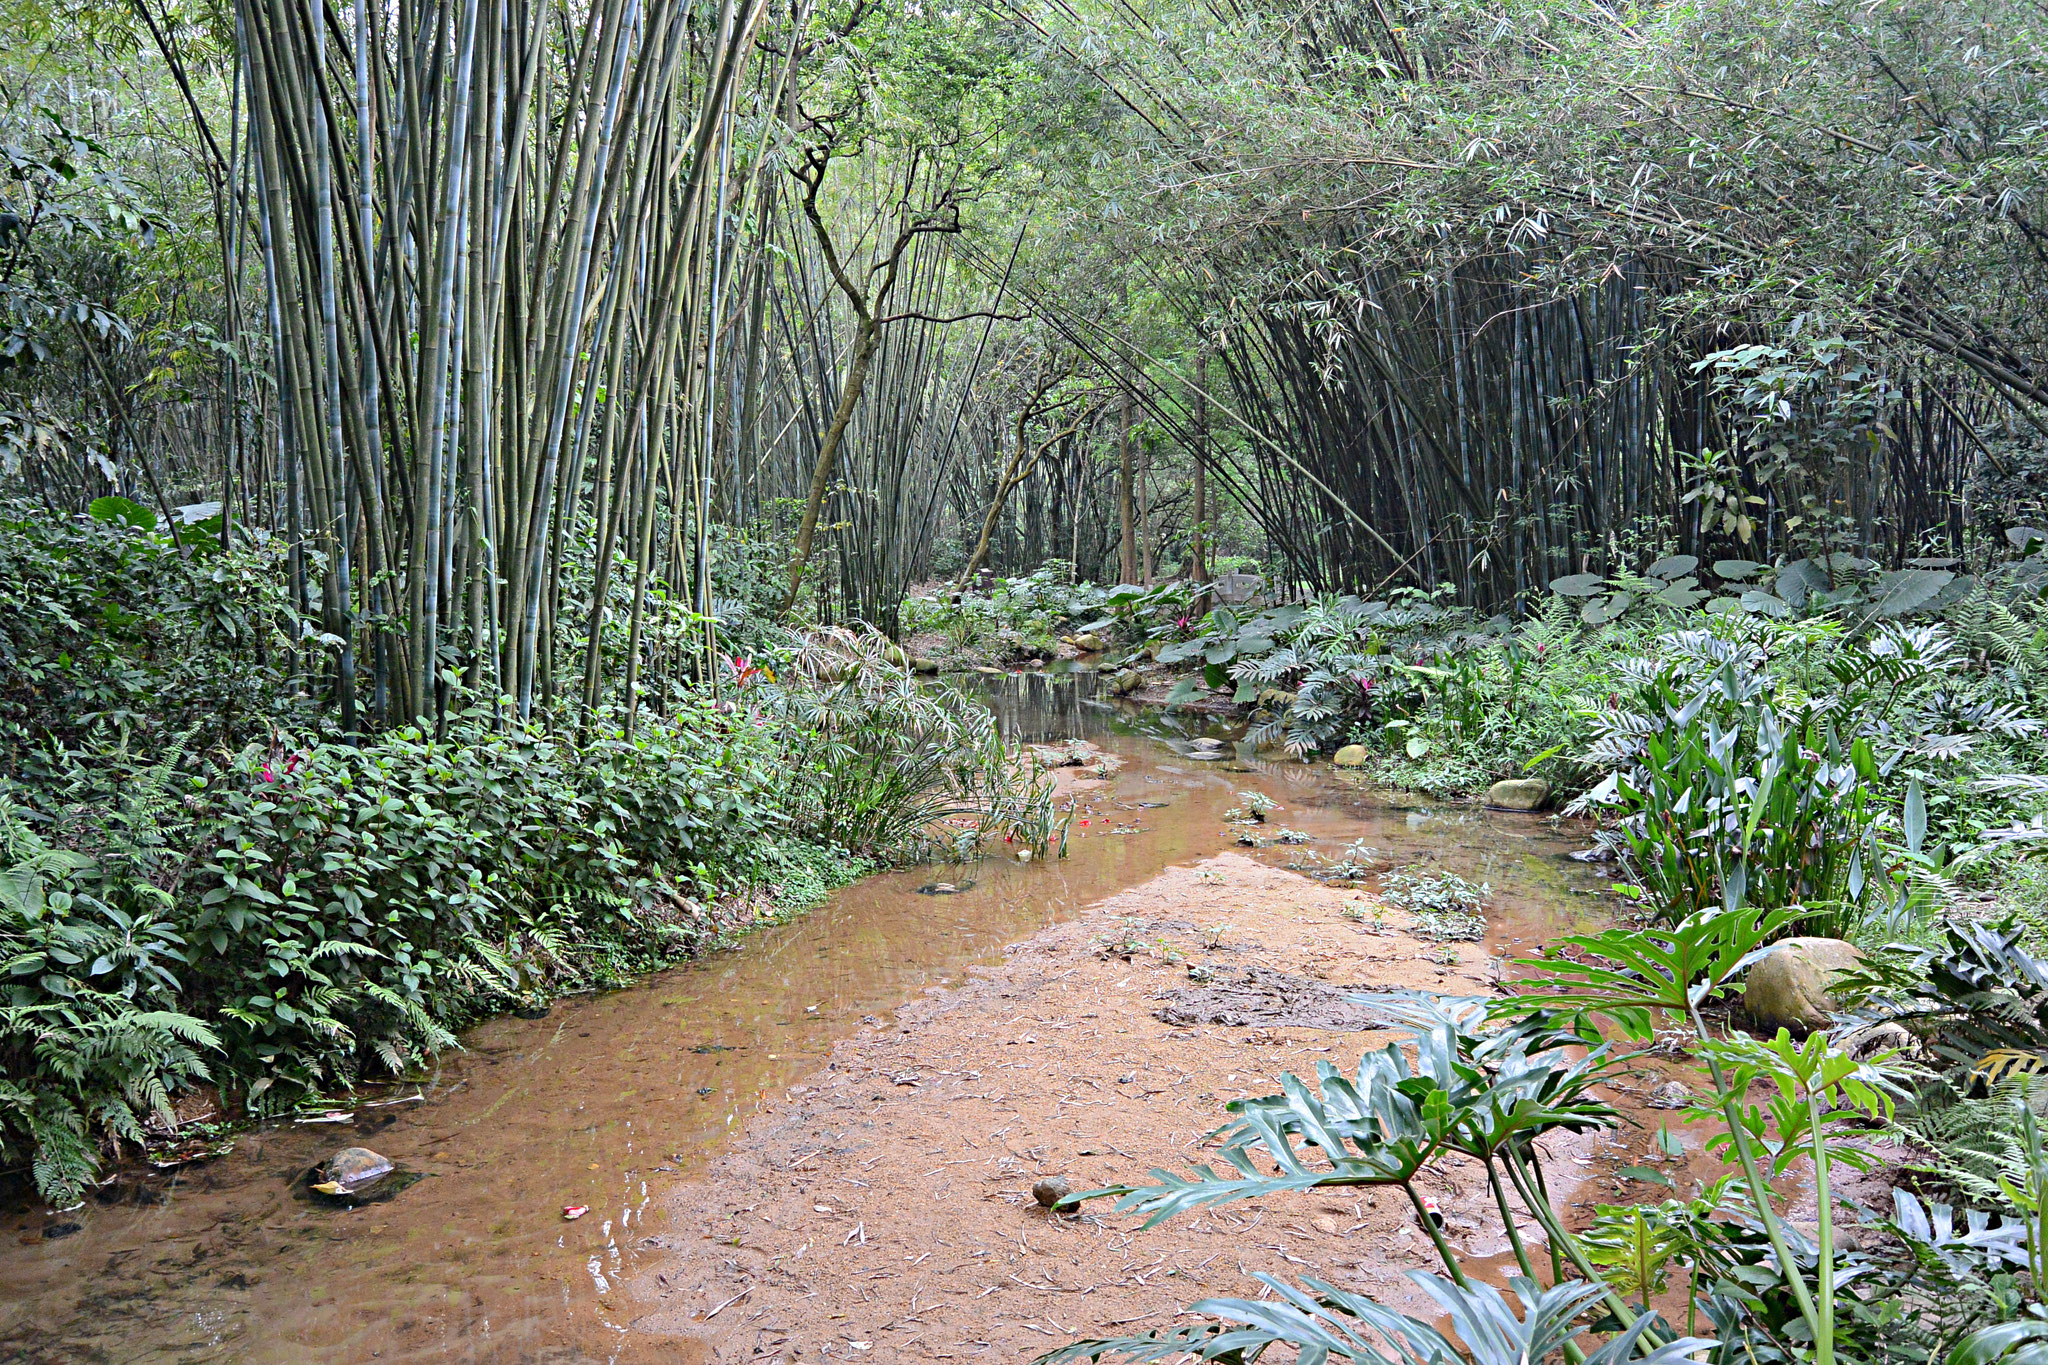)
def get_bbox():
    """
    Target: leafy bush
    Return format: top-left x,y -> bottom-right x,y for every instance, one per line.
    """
0,535 -> 1045,1198
191,697 -> 784,1100
759,627 -> 1058,857
1,772 -> 216,1207
0,500 -> 303,789
900,566 -> 1194,664
1576,630 -> 1883,928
